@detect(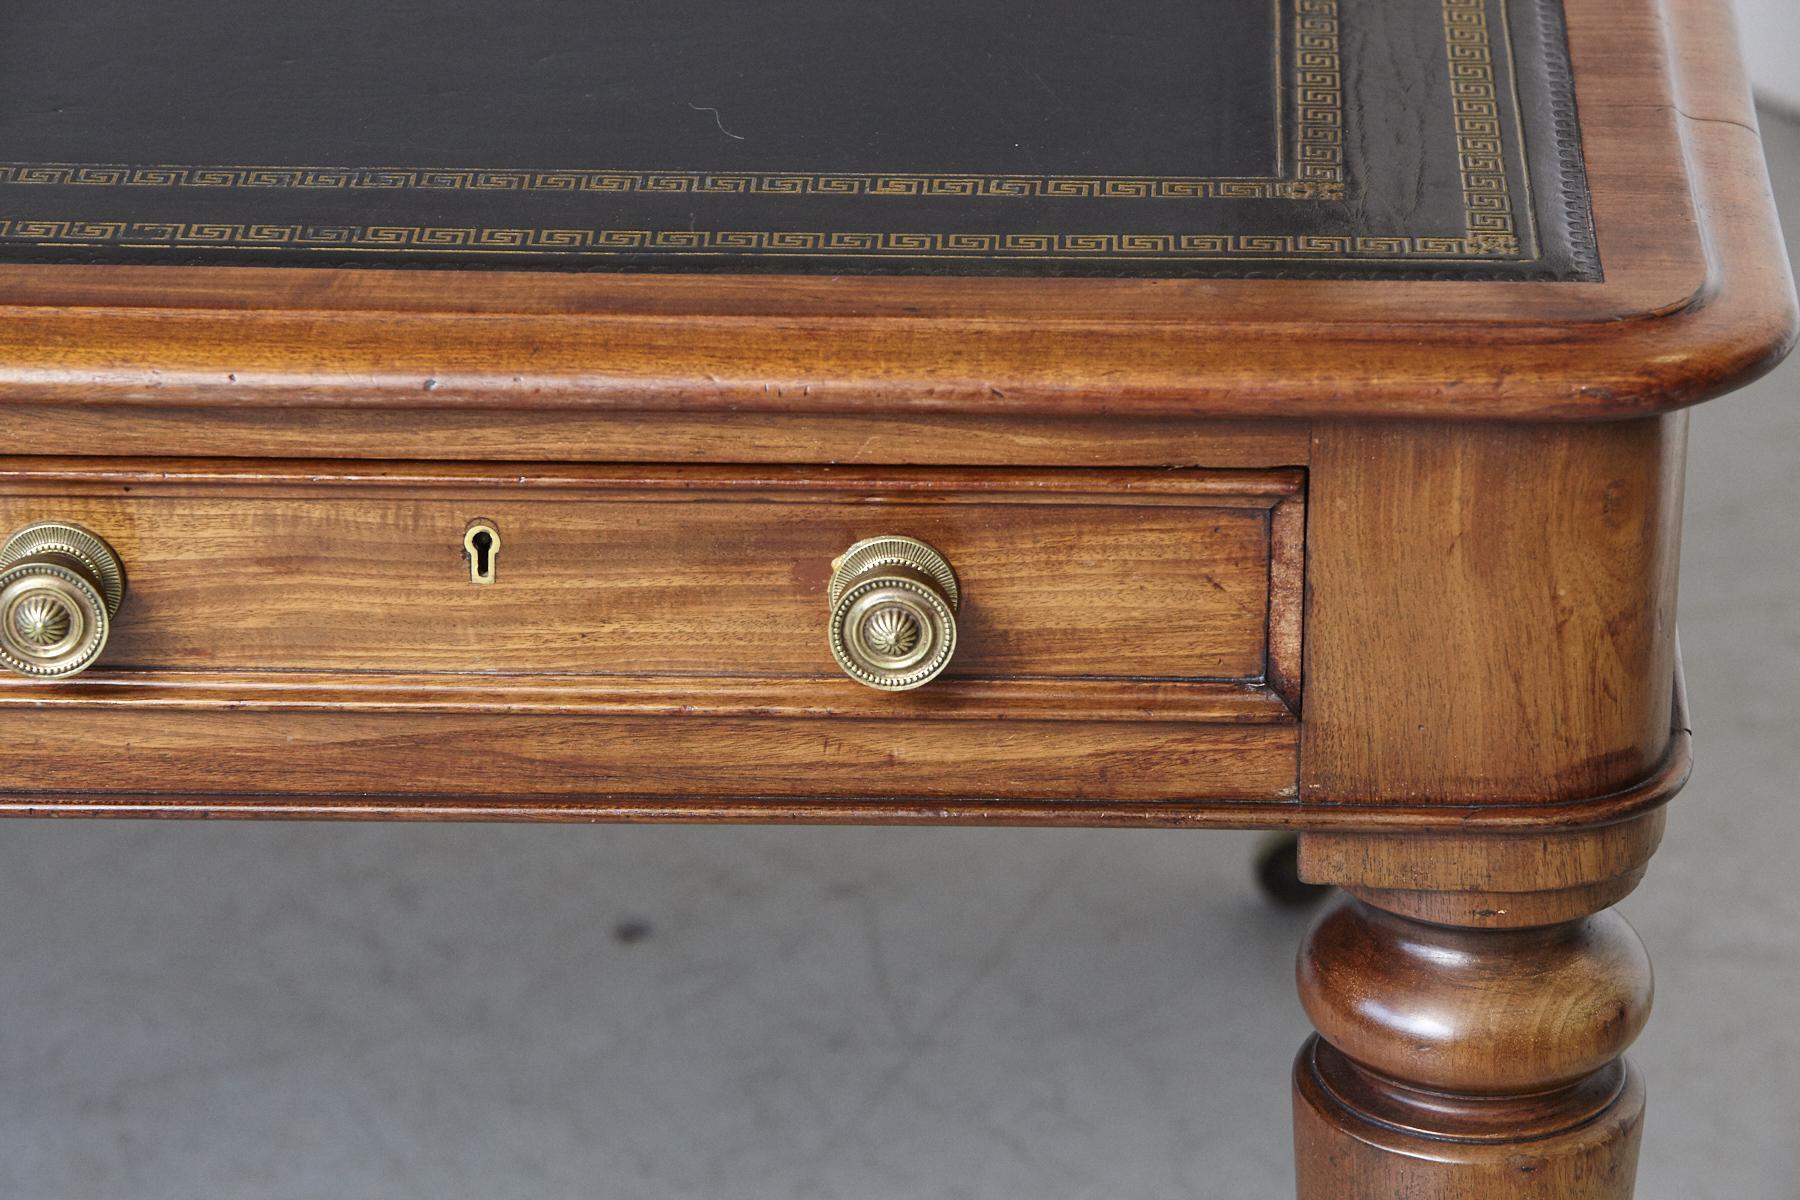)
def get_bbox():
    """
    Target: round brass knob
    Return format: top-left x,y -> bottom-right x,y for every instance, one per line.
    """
0,521 -> 127,679
827,536 -> 959,691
